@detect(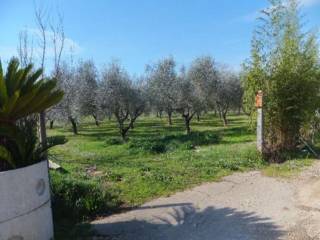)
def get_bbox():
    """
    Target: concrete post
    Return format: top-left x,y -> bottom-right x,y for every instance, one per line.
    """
255,91 -> 264,152
257,108 -> 264,152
